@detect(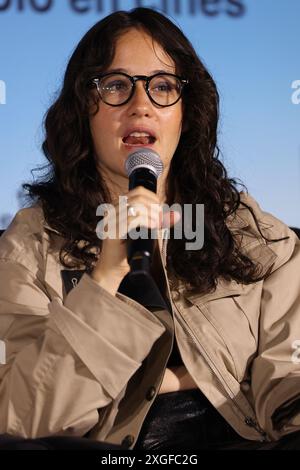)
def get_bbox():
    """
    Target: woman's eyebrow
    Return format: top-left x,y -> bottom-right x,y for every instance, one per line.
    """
106,67 -> 174,74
